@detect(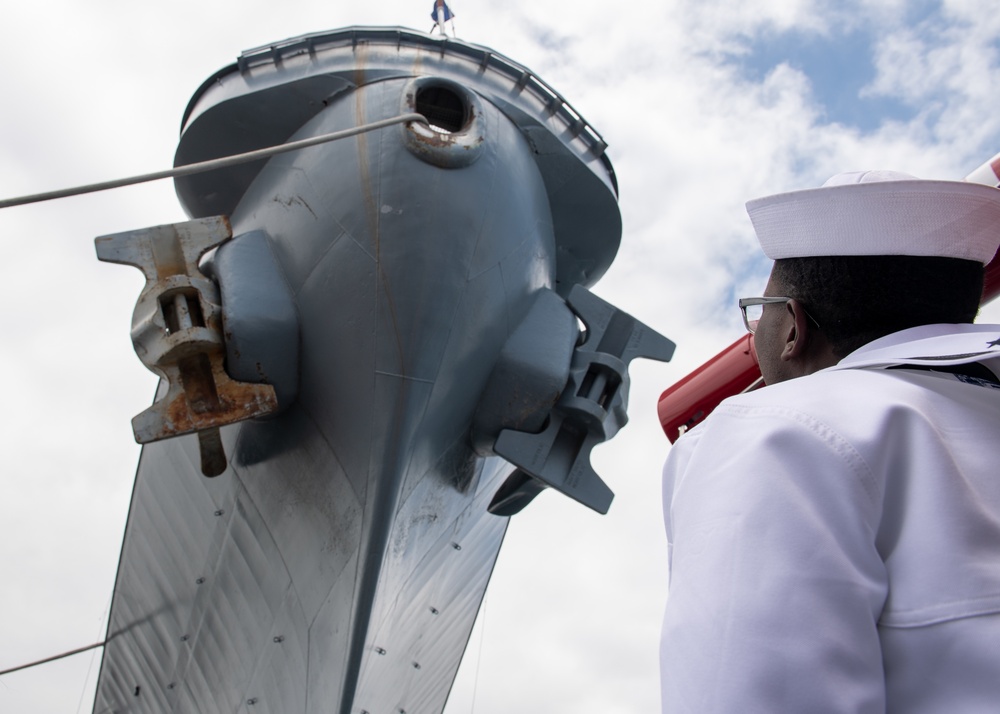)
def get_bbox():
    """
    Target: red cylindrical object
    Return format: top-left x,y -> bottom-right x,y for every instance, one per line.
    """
657,333 -> 760,443
984,247 -> 1000,303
